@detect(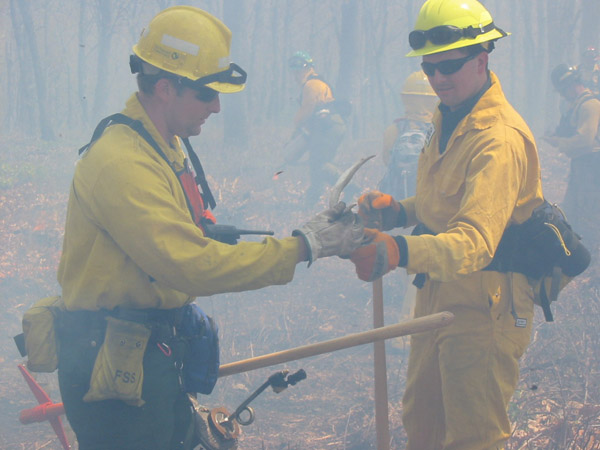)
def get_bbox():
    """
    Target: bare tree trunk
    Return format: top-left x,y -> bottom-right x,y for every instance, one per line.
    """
78,0 -> 89,126
580,0 -> 600,51
223,0 -> 249,147
92,0 -> 112,121
336,0 -> 360,138
7,0 -> 32,131
13,0 -> 55,140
